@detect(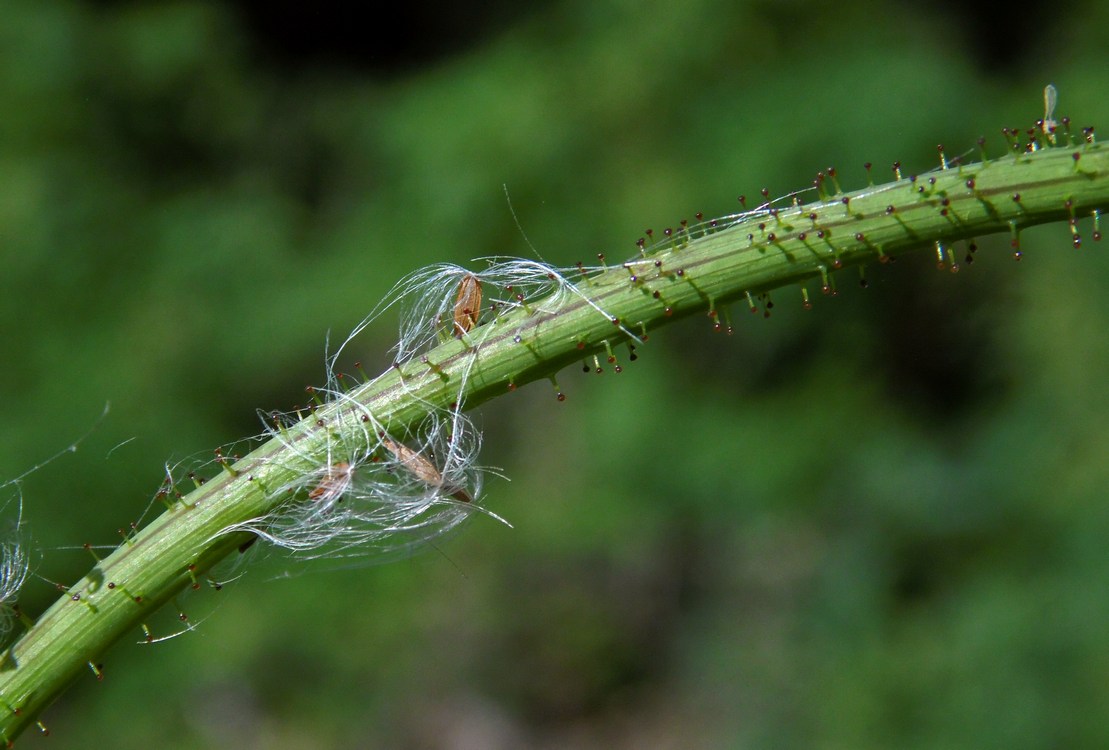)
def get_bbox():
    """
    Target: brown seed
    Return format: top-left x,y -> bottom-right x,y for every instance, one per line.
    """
309,462 -> 352,501
381,436 -> 472,503
452,274 -> 482,337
